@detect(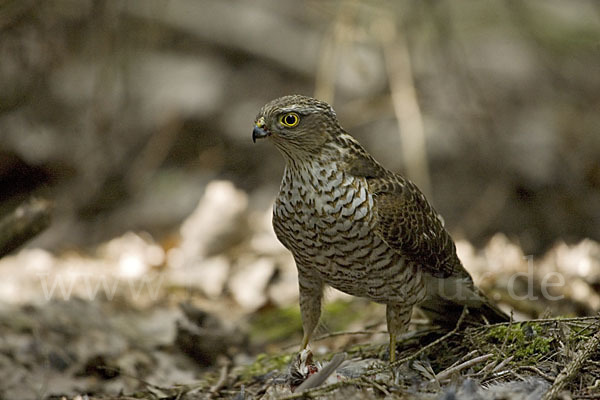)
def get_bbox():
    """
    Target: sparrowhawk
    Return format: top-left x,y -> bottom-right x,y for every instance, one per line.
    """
252,95 -> 508,361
